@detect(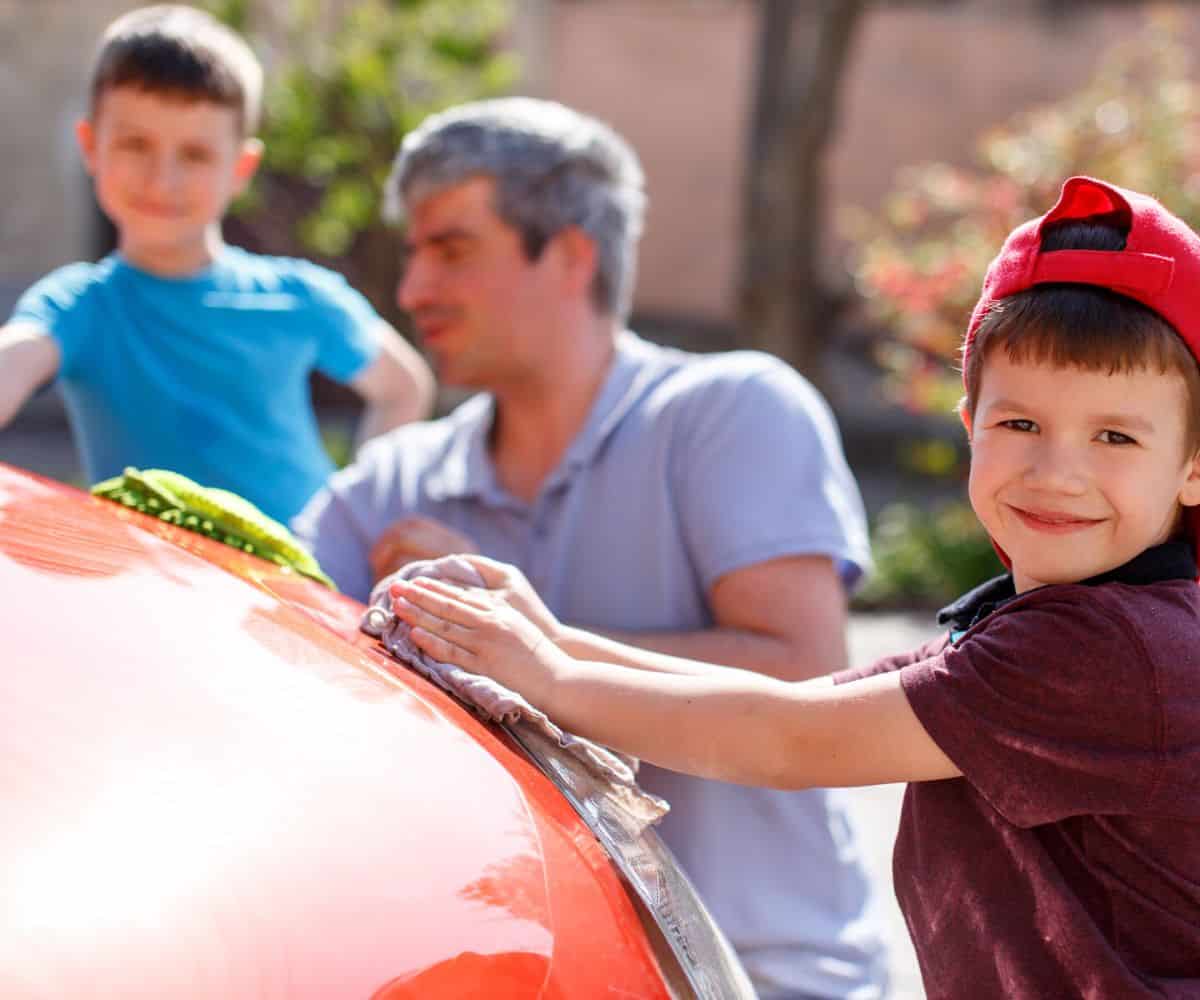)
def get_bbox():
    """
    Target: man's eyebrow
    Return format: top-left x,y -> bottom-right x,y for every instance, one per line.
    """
402,226 -> 475,252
